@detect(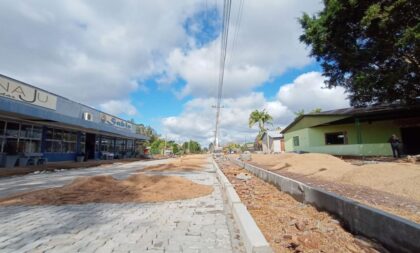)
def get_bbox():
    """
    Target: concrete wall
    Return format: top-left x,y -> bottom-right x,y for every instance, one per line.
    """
230,158 -> 420,253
